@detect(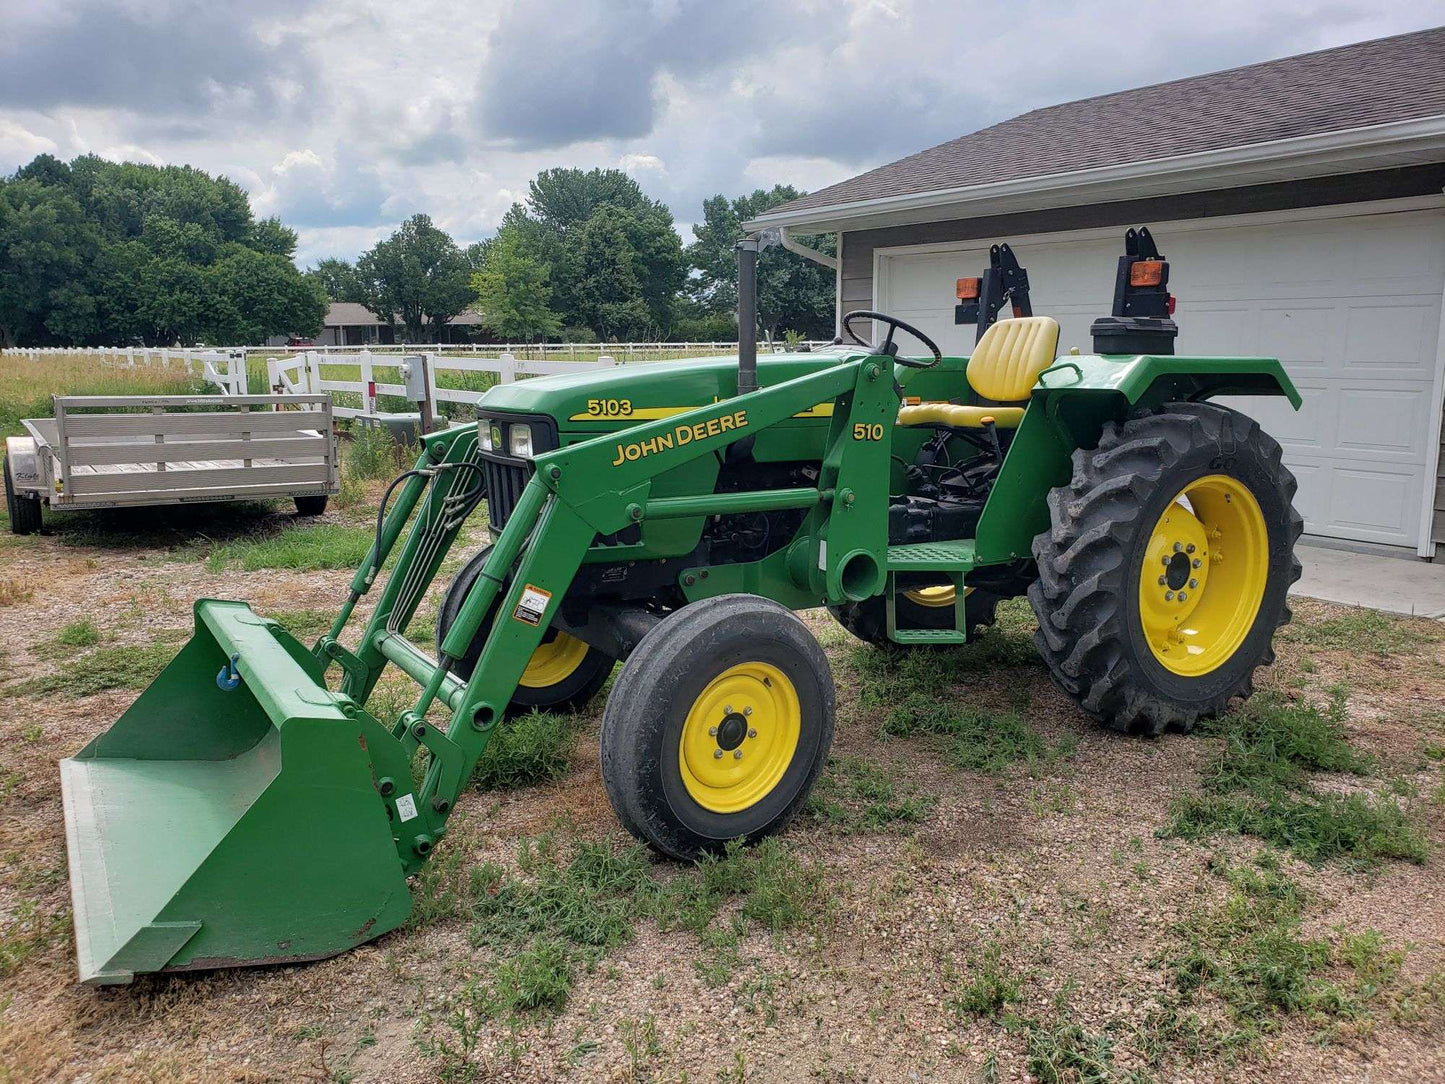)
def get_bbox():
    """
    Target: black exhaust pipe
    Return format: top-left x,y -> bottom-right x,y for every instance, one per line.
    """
736,236 -> 759,395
